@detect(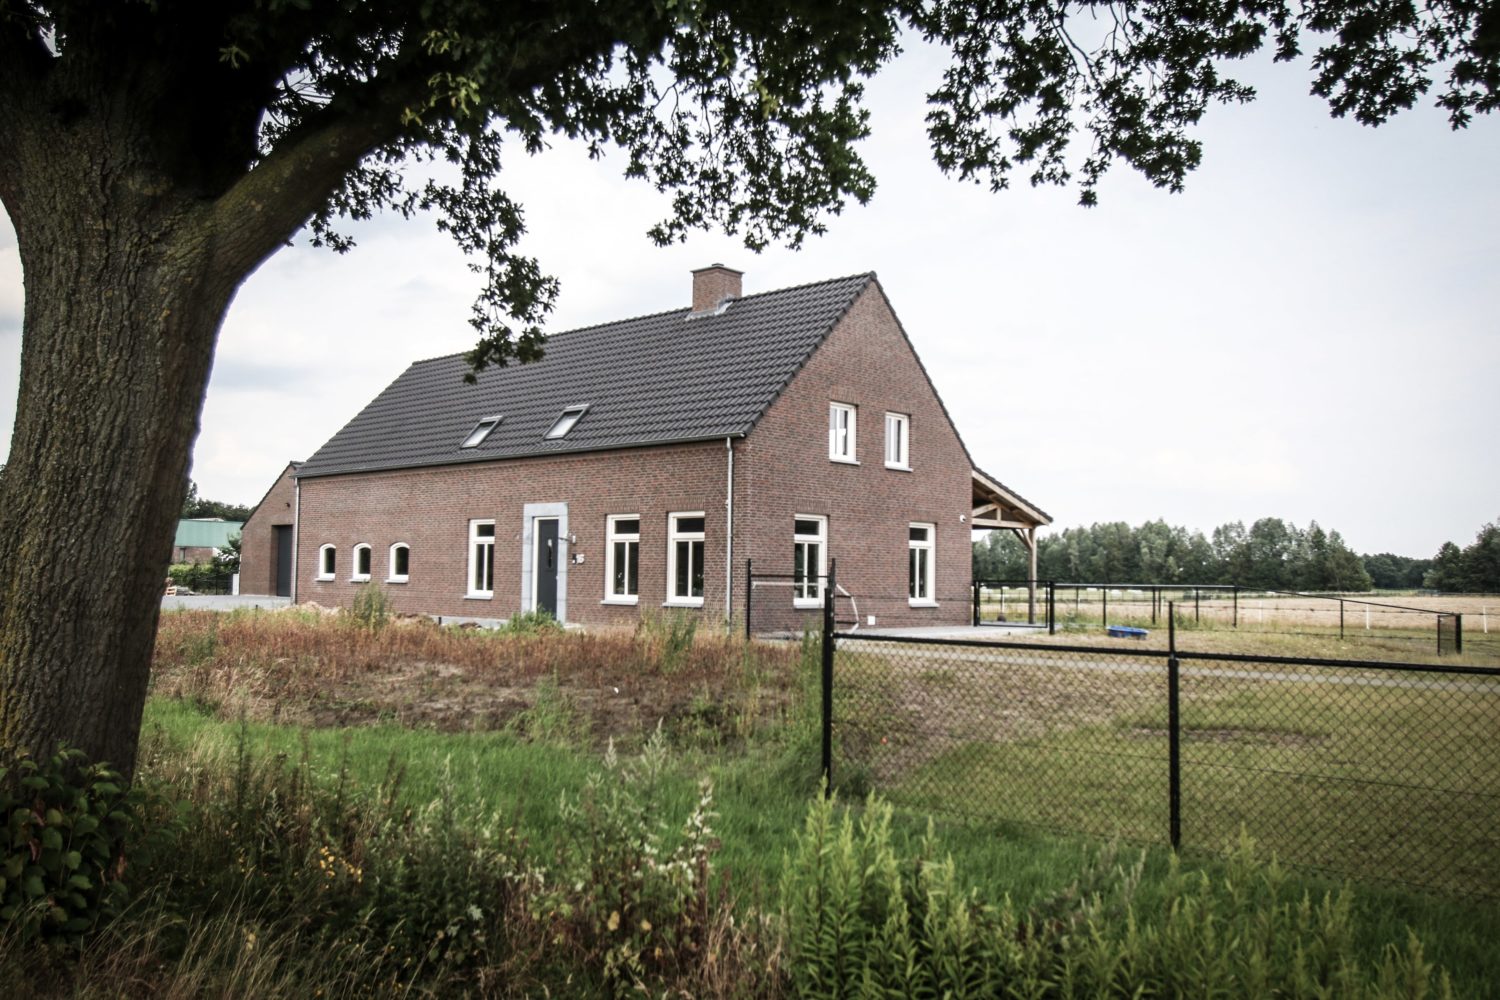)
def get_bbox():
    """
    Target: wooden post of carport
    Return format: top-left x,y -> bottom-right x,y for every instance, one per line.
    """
970,468 -> 1052,628
1017,525 -> 1038,623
